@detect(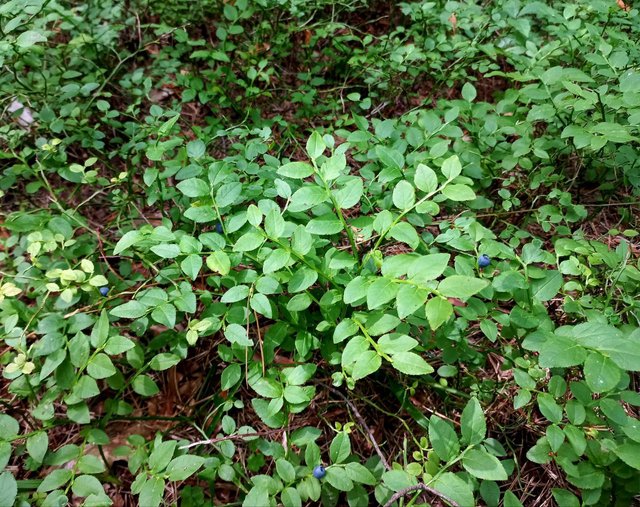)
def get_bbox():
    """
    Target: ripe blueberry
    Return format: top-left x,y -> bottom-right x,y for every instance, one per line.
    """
99,286 -> 109,296
312,465 -> 326,479
216,222 -> 223,234
478,254 -> 491,268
